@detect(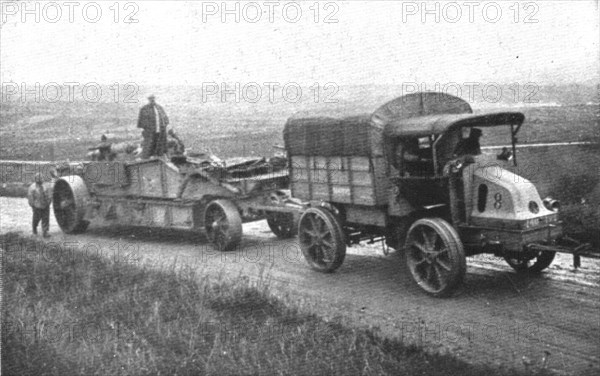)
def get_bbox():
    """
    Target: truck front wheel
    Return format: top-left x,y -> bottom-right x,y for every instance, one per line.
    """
405,218 -> 466,297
